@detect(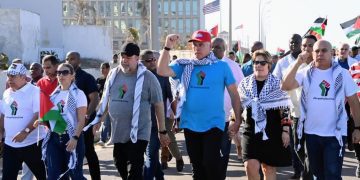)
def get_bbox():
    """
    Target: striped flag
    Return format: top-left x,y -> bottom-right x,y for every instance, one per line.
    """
40,91 -> 67,133
306,17 -> 327,40
340,16 -> 360,38
355,35 -> 360,45
203,0 -> 220,15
